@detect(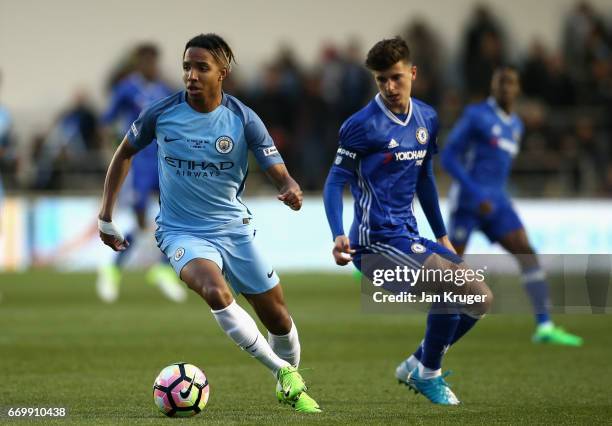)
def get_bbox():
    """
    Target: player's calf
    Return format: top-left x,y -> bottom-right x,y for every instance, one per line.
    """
244,286 -> 301,367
